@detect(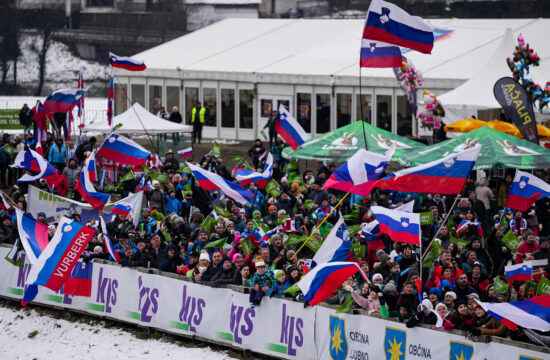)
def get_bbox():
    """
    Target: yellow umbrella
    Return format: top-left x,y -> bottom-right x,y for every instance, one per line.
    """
485,120 -> 519,136
444,119 -> 487,133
